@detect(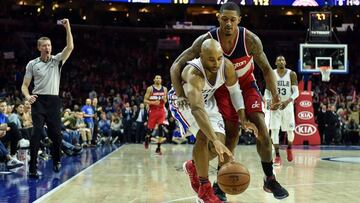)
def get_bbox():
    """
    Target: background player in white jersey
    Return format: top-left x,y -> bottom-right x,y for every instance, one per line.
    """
264,55 -> 299,166
170,39 -> 253,202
